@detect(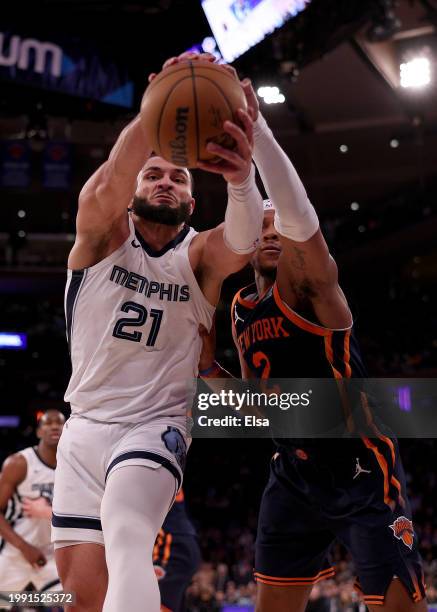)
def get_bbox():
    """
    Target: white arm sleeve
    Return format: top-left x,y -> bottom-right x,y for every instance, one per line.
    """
253,113 -> 319,242
223,163 -> 264,254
